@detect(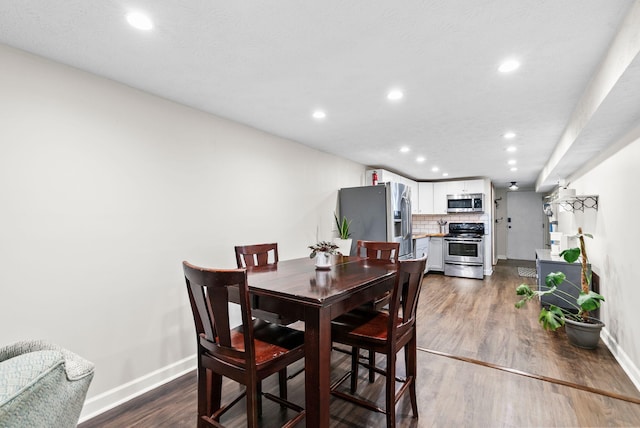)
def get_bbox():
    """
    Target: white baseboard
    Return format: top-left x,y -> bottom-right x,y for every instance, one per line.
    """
601,327 -> 640,392
79,354 -> 196,423
497,255 -> 507,260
